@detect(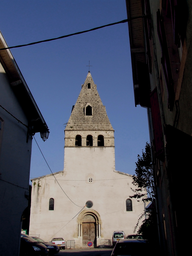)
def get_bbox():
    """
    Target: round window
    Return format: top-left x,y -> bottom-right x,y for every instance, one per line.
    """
86,200 -> 93,208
